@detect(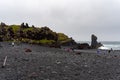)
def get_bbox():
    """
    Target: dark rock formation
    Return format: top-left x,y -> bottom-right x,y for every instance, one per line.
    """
77,43 -> 90,49
1,22 -> 6,27
49,43 -> 61,48
61,38 -> 77,46
91,34 -> 103,49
